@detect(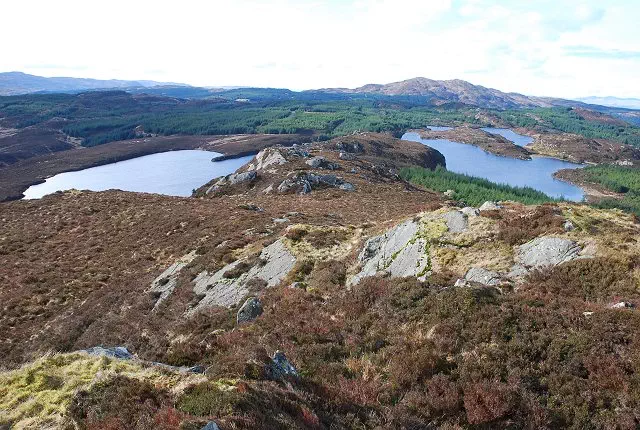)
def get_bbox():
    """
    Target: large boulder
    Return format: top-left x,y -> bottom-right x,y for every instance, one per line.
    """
237,297 -> 263,324
306,156 -> 339,170
228,171 -> 257,185
443,210 -> 468,233
246,350 -> 299,382
479,201 -> 502,211
464,267 -> 502,286
516,237 -> 581,269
